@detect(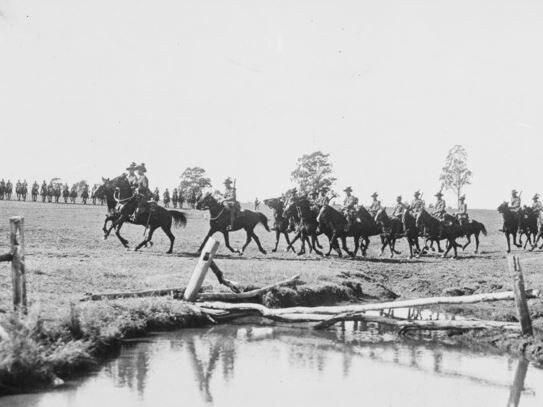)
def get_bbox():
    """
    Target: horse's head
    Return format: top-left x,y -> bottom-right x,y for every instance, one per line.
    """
374,208 -> 387,224
196,192 -> 214,210
497,202 -> 509,214
415,208 -> 428,228
264,198 -> 283,218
